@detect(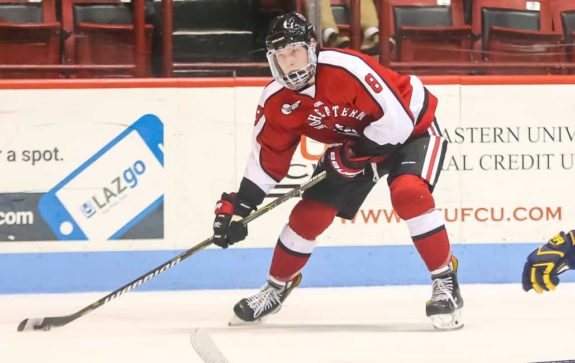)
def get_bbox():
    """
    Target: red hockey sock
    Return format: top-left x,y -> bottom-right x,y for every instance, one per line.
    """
412,224 -> 451,271
269,240 -> 311,282
269,199 -> 337,281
